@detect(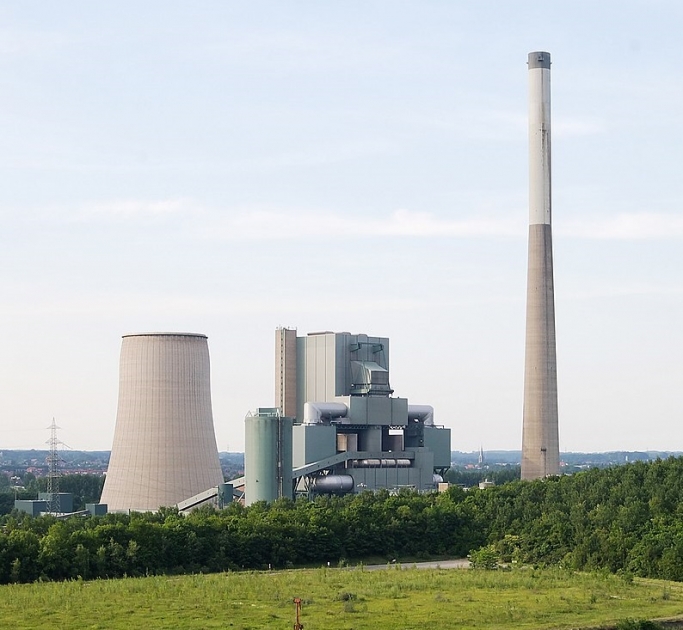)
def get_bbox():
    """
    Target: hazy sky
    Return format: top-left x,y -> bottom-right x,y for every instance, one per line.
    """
1,2 -> 681,454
